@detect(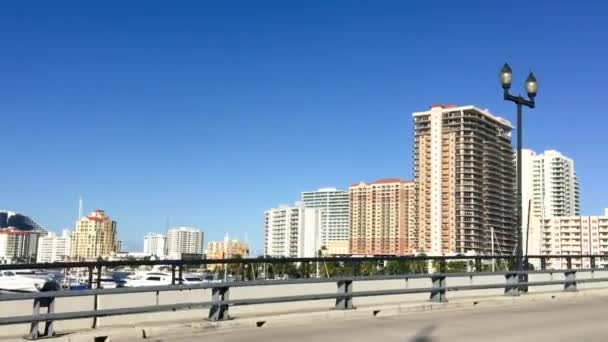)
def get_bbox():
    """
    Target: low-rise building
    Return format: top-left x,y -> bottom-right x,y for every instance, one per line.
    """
206,238 -> 249,260
206,236 -> 249,270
